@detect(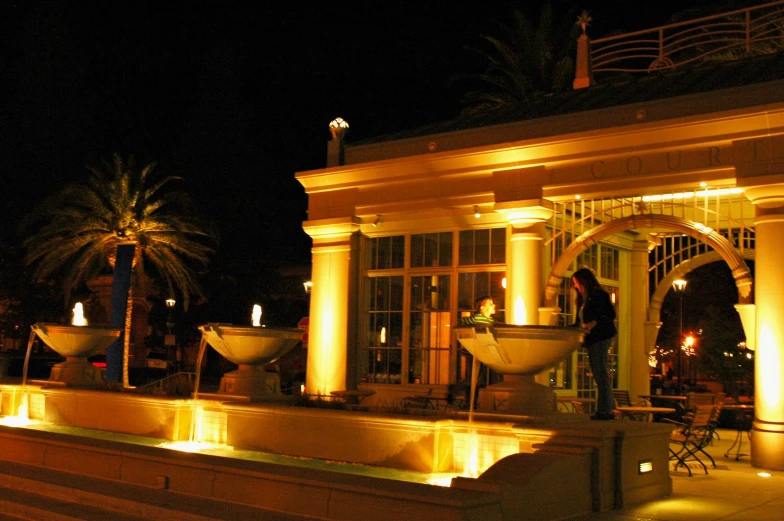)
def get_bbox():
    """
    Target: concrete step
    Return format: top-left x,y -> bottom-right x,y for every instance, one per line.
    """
0,485 -> 149,521
0,461 -> 314,521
